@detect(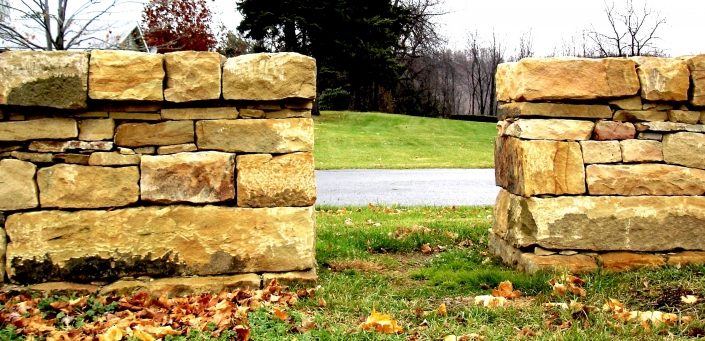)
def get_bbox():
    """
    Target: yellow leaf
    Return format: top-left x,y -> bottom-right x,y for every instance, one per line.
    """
98,326 -> 124,341
360,309 -> 404,334
681,295 -> 698,304
131,329 -> 156,341
474,295 -> 508,308
436,303 -> 448,316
